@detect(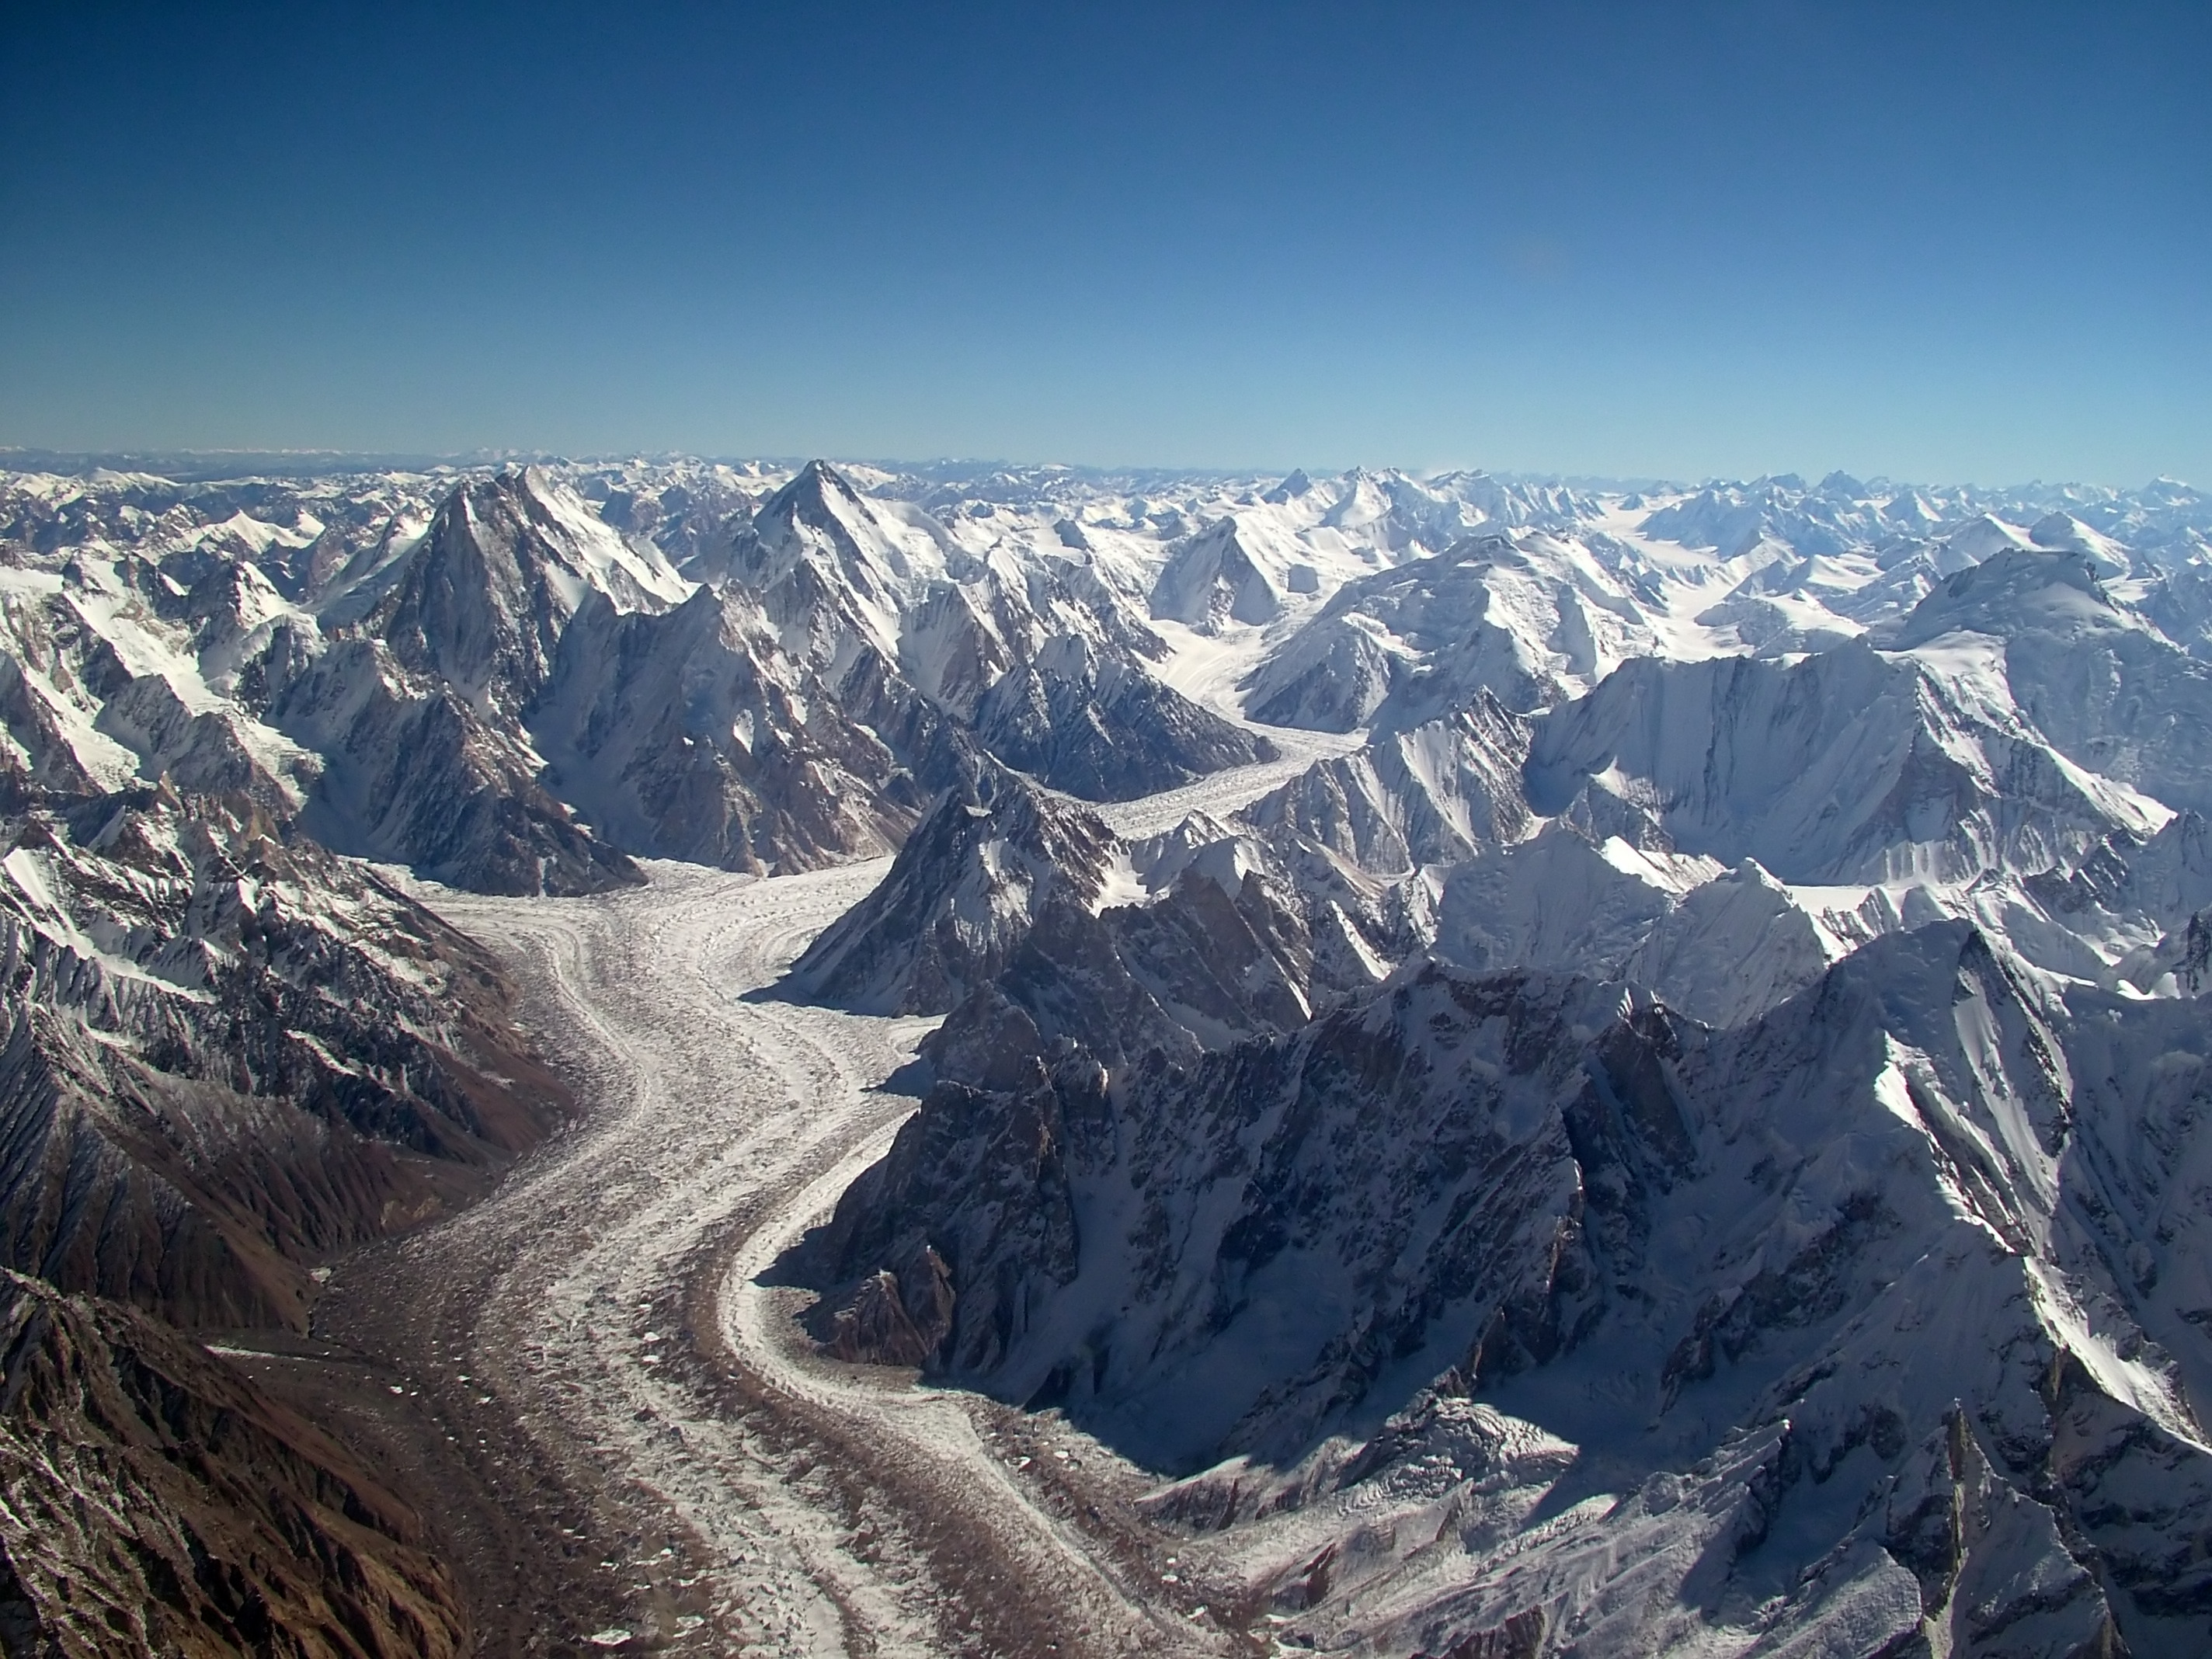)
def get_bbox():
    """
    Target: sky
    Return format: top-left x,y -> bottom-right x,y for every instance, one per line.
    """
2,1 -> 2206,484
